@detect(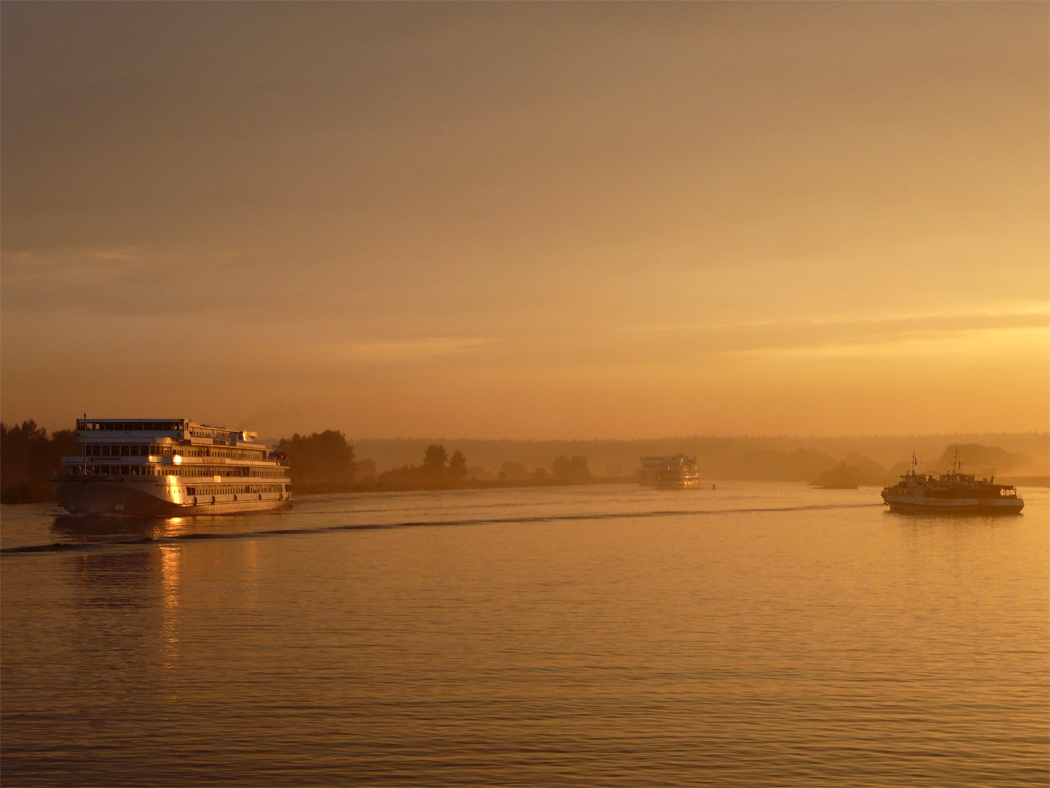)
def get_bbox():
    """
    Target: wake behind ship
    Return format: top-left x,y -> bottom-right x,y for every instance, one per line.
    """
52,418 -> 291,516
